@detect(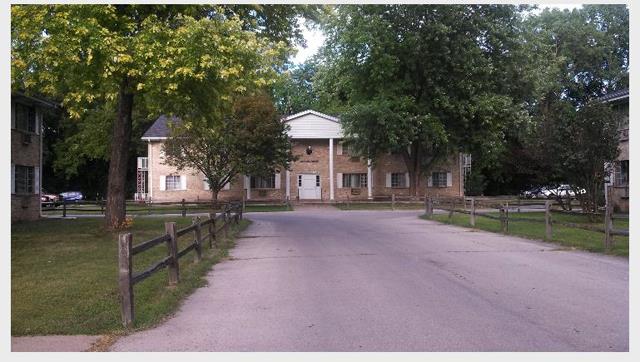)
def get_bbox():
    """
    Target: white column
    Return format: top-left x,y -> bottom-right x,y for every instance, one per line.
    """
148,141 -> 153,200
285,169 -> 291,200
245,175 -> 251,200
367,159 -> 373,199
329,138 -> 334,200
